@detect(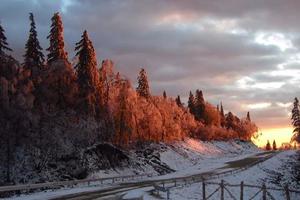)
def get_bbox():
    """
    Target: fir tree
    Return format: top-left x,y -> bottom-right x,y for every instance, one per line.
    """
46,12 -> 68,63
75,30 -> 100,114
272,140 -> 277,150
136,68 -> 150,99
176,95 -> 183,107
266,140 -> 271,150
291,97 -> 300,143
194,89 -> 205,121
24,13 -> 45,71
188,91 -> 195,115
220,102 -> 226,127
226,111 -> 235,130
0,22 -> 12,56
163,90 -> 167,99
246,111 -> 251,121
220,102 -> 225,117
